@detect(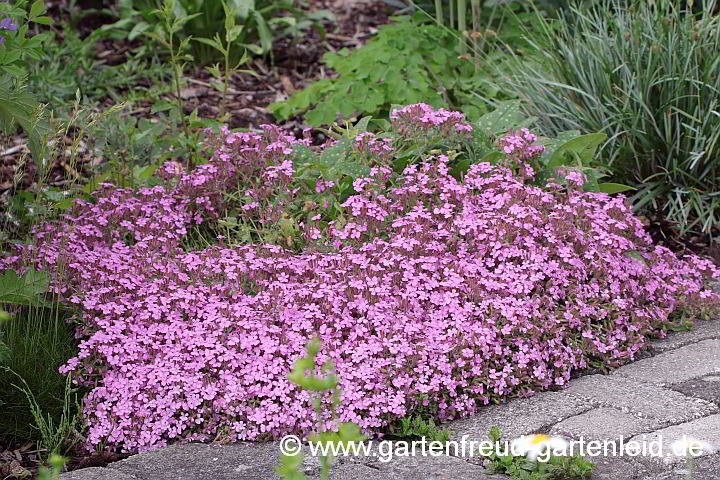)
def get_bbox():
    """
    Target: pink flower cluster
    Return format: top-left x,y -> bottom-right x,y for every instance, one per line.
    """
390,103 -> 473,138
2,105 -> 718,454
355,132 -> 394,158
497,128 -> 545,161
